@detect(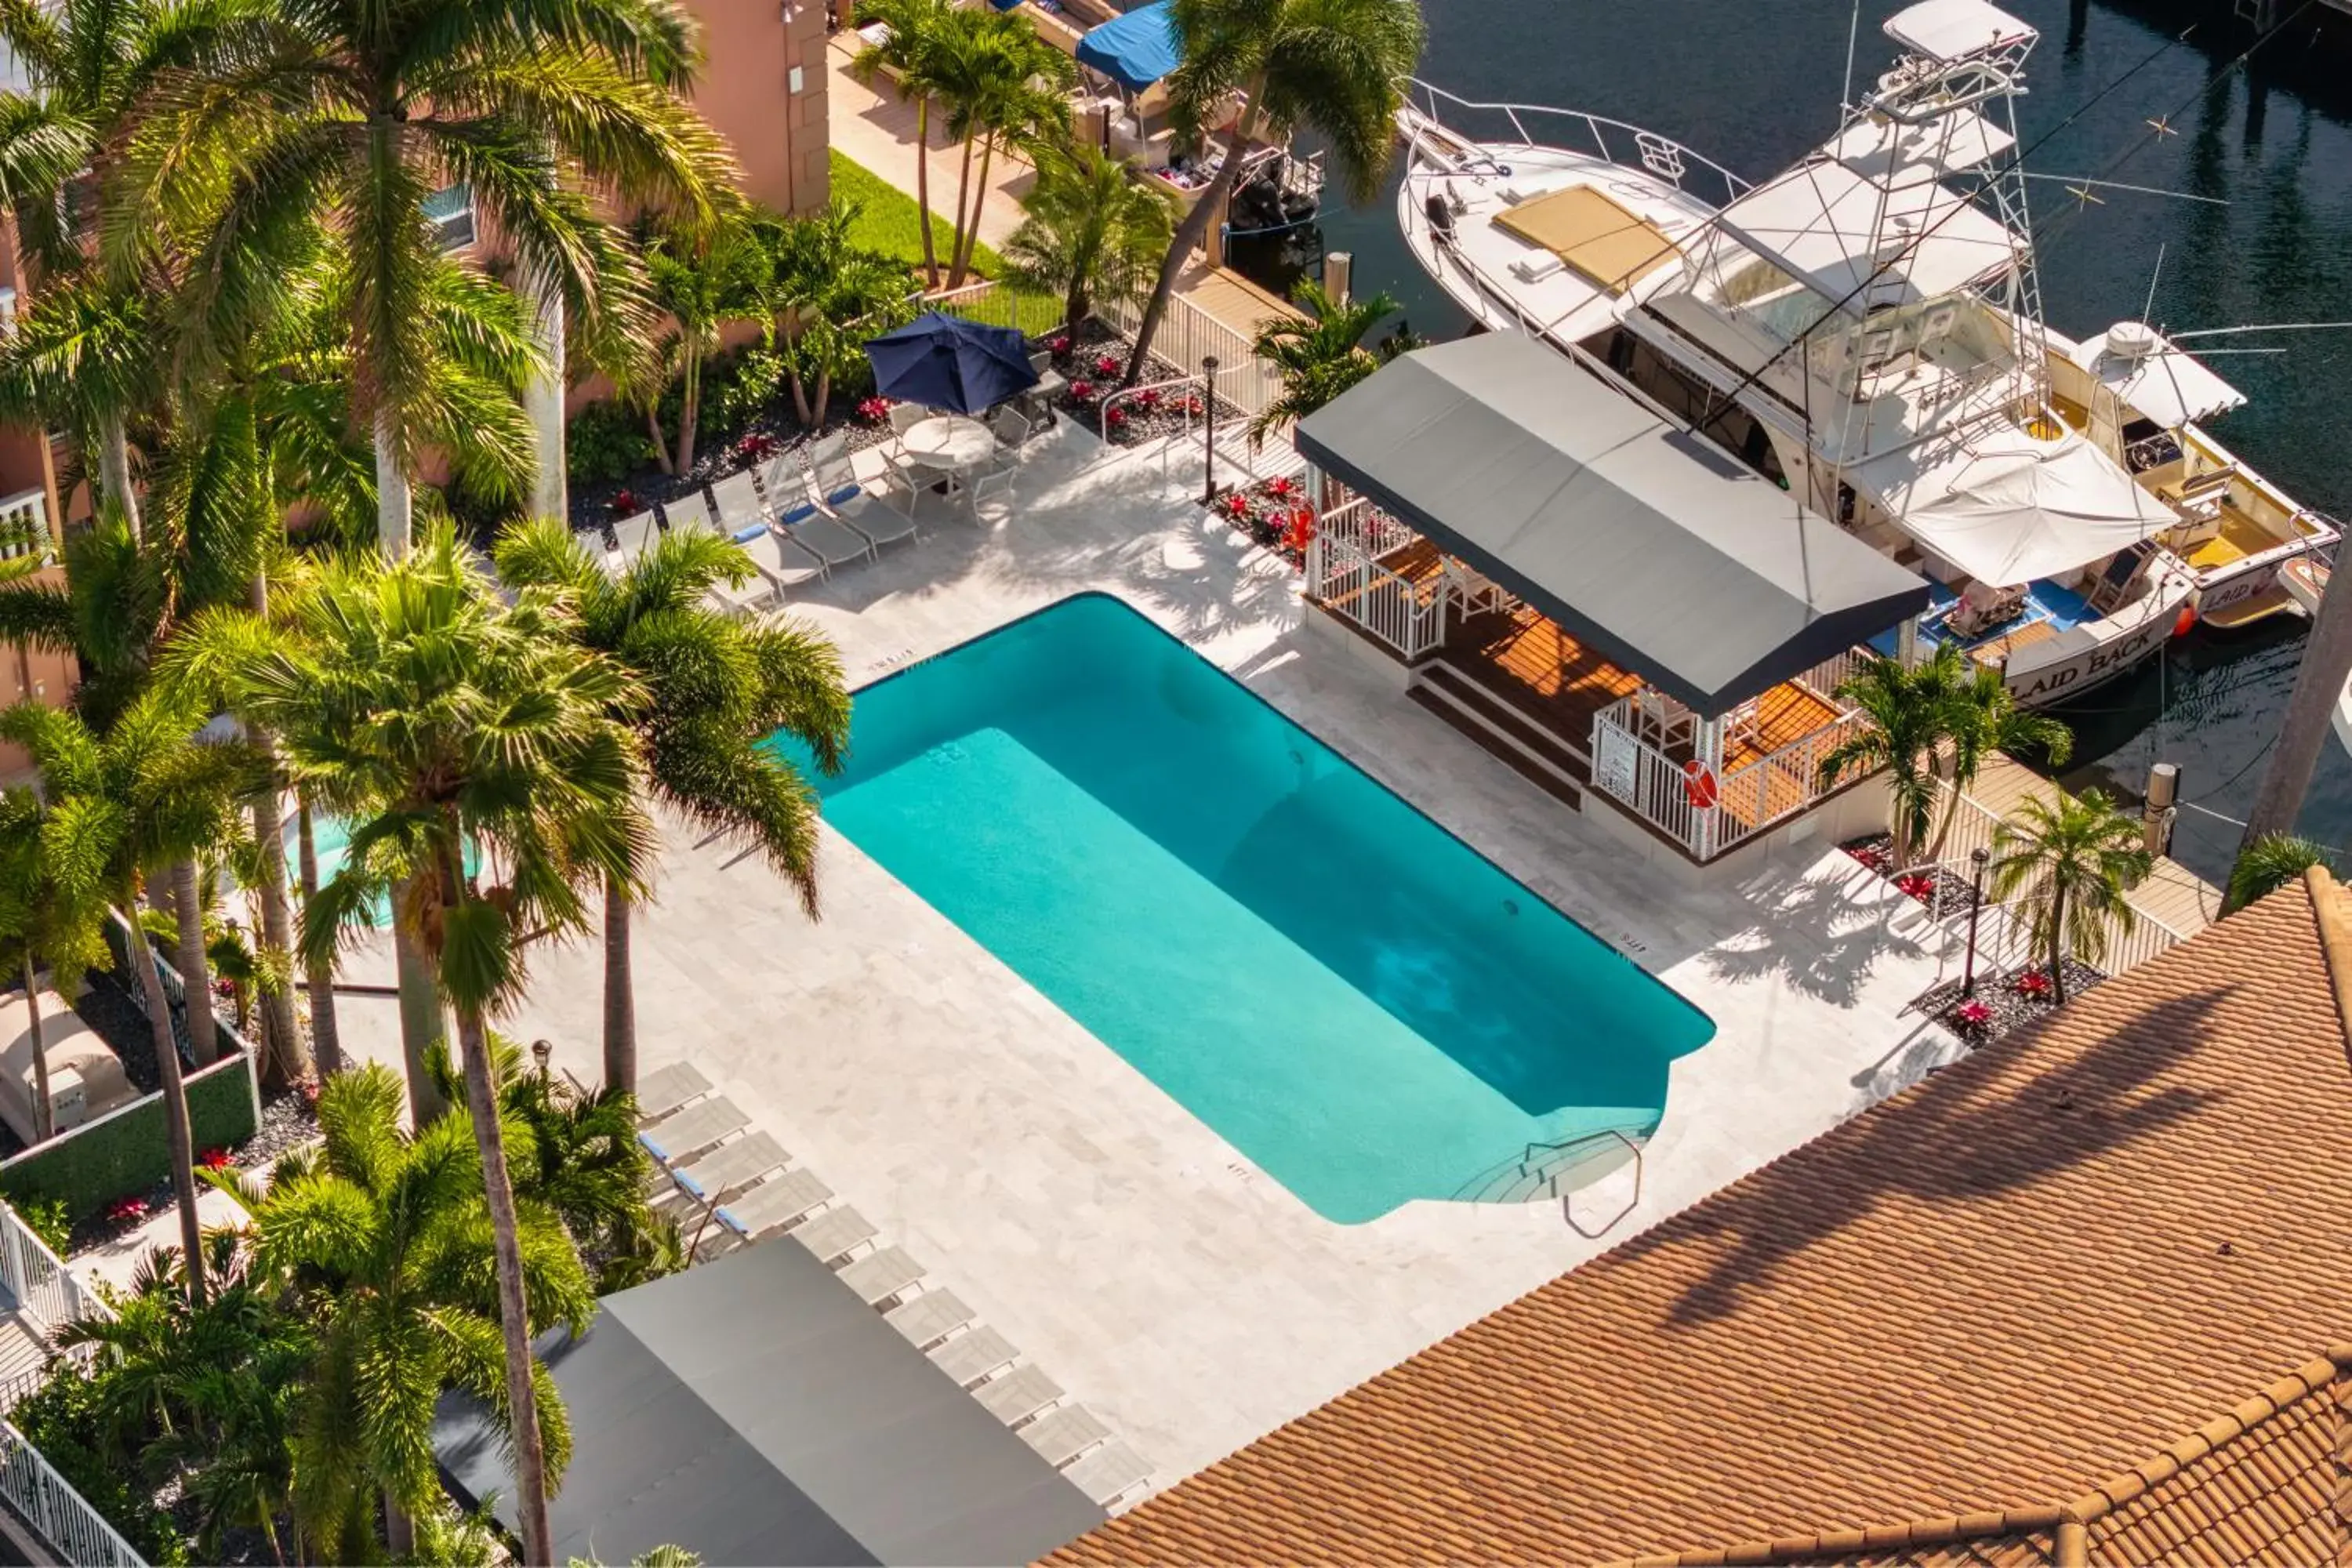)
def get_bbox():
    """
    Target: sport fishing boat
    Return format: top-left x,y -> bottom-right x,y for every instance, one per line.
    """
1394,0 -> 2339,706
